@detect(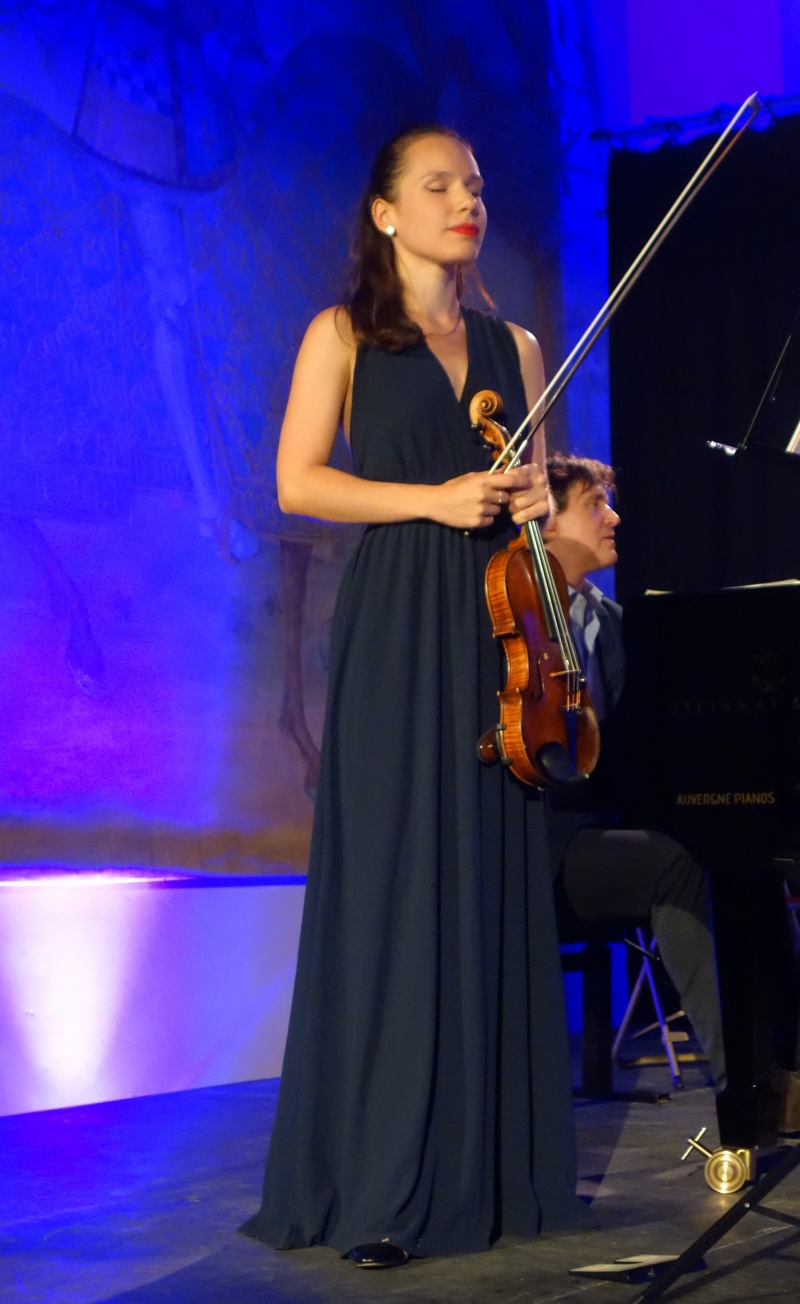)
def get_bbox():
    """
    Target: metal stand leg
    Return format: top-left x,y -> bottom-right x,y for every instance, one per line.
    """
612,929 -> 685,1088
